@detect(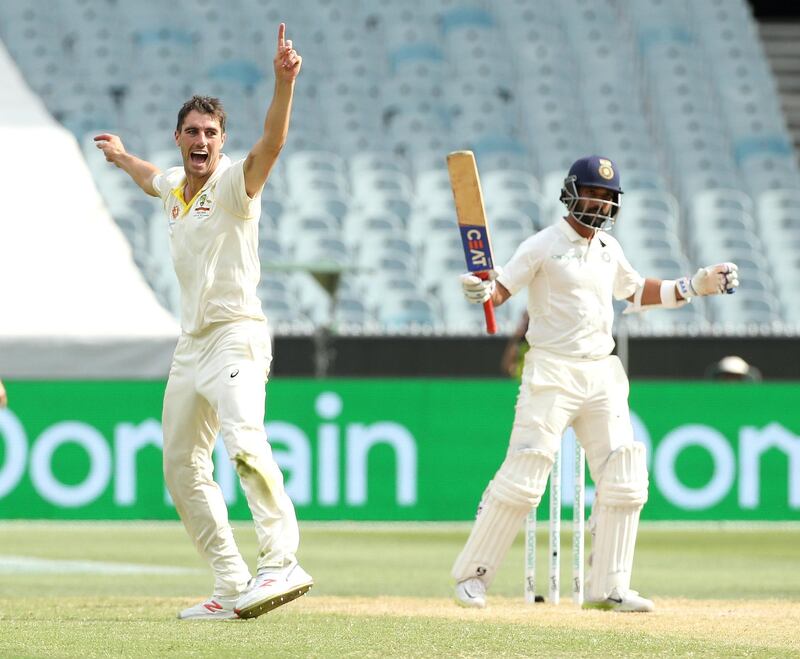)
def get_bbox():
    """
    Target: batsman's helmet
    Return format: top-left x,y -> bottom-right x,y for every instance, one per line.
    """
559,155 -> 624,230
